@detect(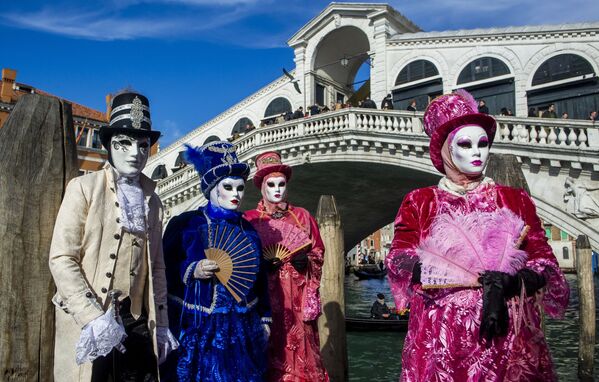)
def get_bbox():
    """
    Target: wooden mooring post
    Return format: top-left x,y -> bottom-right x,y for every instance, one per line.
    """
0,94 -> 79,381
316,195 -> 348,382
576,235 -> 595,382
